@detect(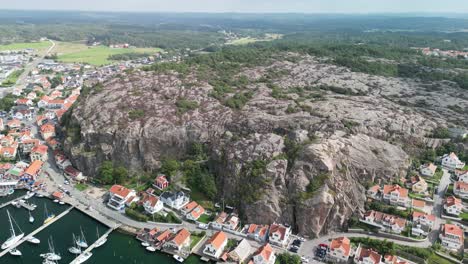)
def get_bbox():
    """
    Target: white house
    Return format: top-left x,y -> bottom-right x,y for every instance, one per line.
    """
354,245 -> 382,264
367,185 -> 380,199
141,194 -> 164,214
202,231 -> 227,259
444,196 -> 463,216
454,181 -> 468,199
420,163 -> 437,177
253,243 -> 276,264
268,223 -> 291,247
442,152 -> 466,170
382,185 -> 410,207
107,185 -> 136,211
159,191 -> 190,209
440,224 -> 464,251
327,237 -> 351,263
458,171 -> 468,183
411,212 -> 435,237
164,228 -> 191,251
362,210 -> 406,234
